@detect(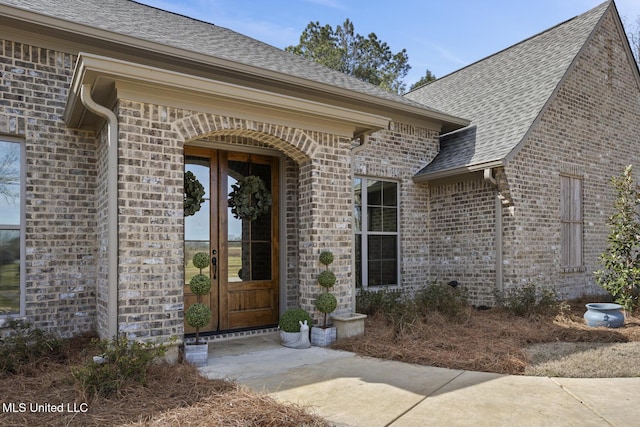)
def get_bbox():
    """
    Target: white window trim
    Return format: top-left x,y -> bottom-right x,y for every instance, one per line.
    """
355,176 -> 401,289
